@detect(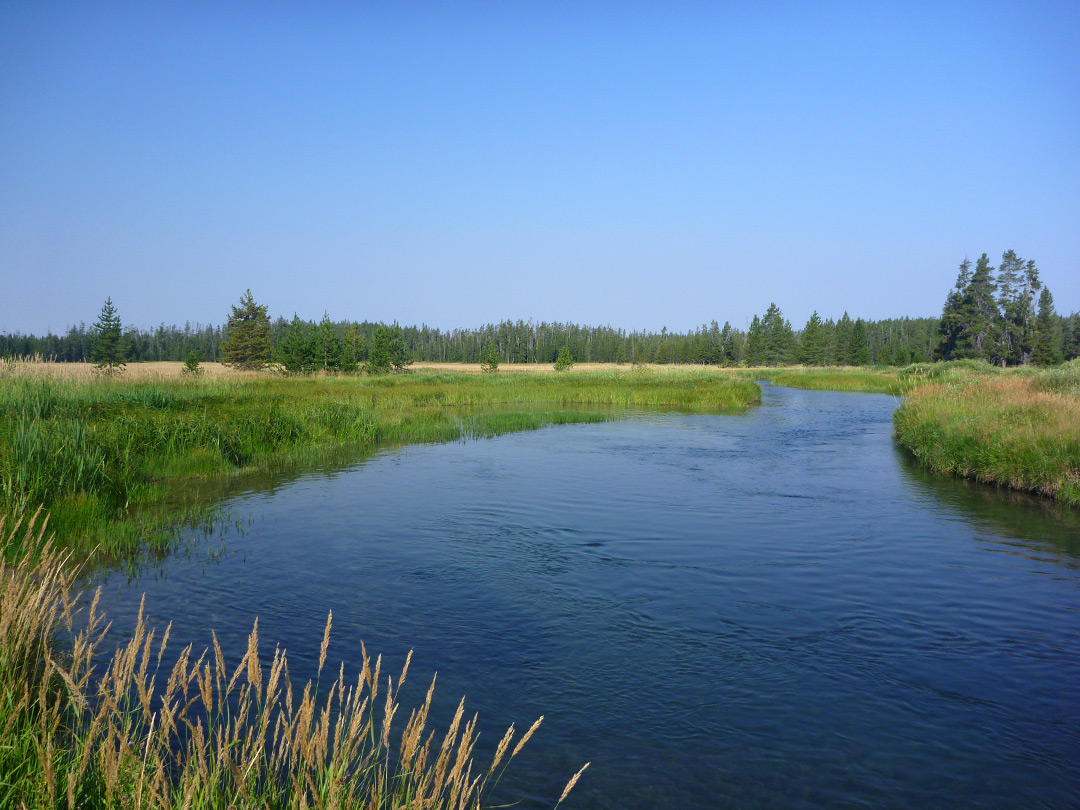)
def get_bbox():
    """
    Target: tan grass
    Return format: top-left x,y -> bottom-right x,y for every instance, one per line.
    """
0,357 -> 257,381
